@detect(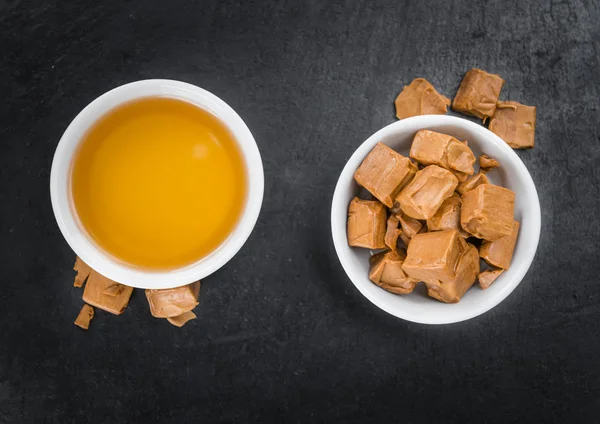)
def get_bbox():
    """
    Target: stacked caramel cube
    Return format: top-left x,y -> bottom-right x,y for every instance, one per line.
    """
348,131 -> 520,303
